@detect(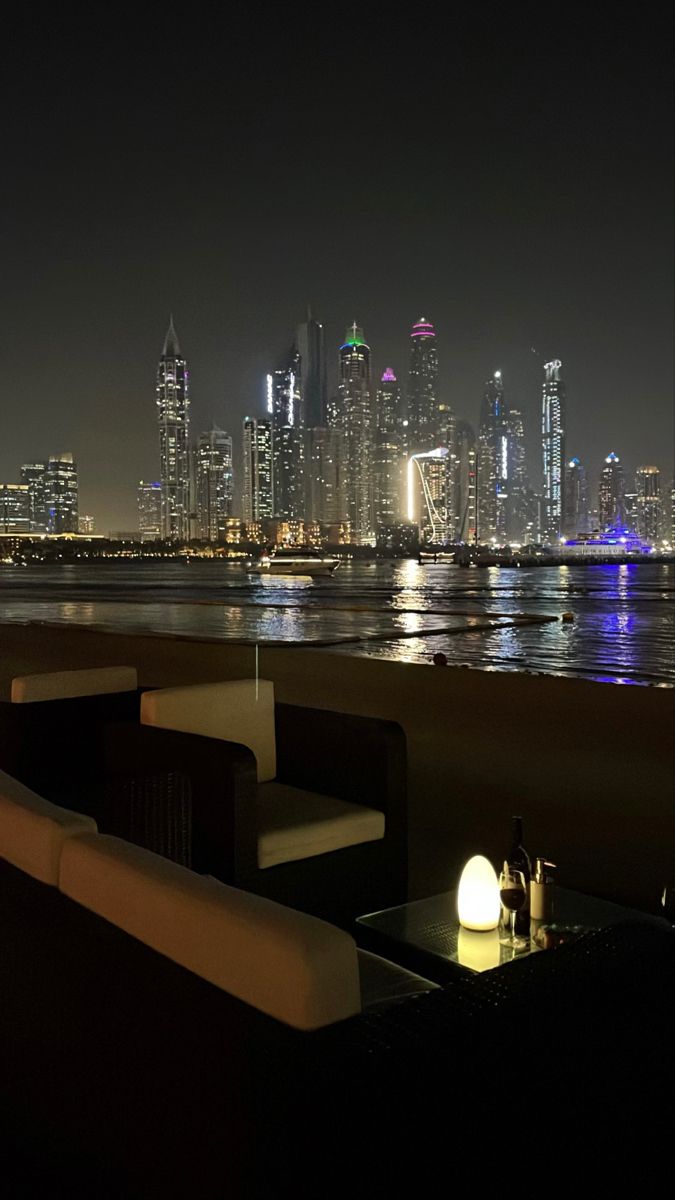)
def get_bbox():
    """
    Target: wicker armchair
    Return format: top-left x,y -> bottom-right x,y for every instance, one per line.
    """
0,668 -> 144,812
99,684 -> 407,927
